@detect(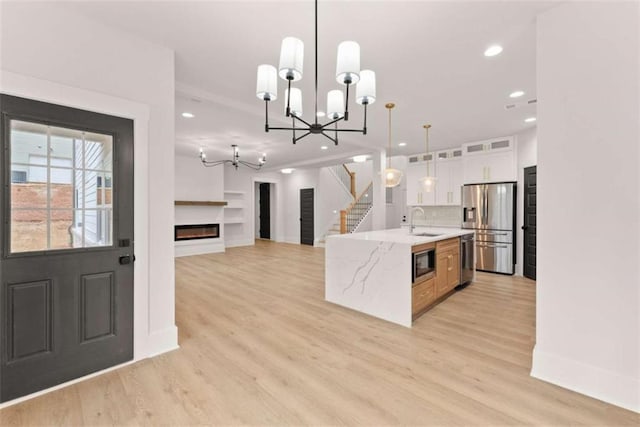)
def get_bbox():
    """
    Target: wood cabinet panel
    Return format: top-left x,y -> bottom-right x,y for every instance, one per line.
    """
412,278 -> 436,314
